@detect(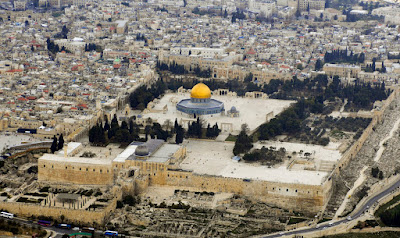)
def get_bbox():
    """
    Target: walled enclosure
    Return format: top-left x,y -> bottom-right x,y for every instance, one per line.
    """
38,158 -> 114,185
130,166 -> 332,215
